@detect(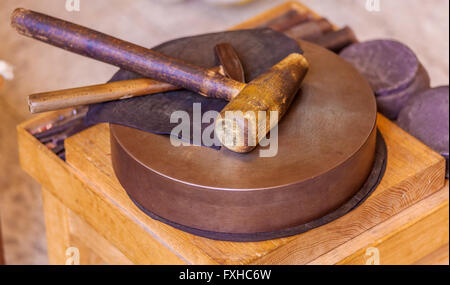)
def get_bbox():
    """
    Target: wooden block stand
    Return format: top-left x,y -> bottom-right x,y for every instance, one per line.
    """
18,2 -> 448,265
0,221 -> 4,265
